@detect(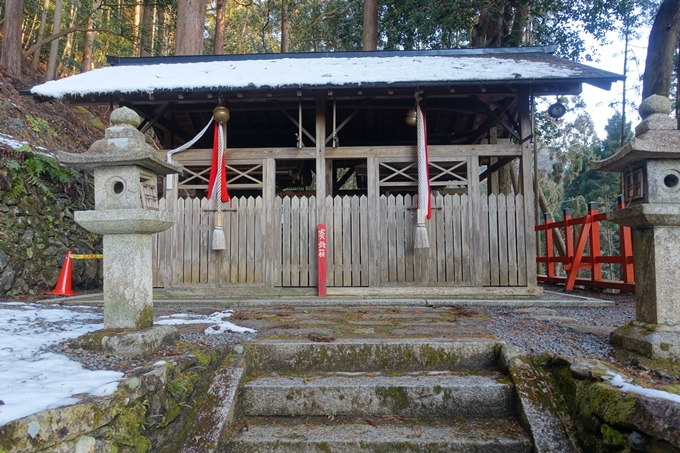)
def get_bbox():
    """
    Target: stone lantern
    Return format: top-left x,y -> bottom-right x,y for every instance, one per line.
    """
592,95 -> 680,359
58,107 -> 182,335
